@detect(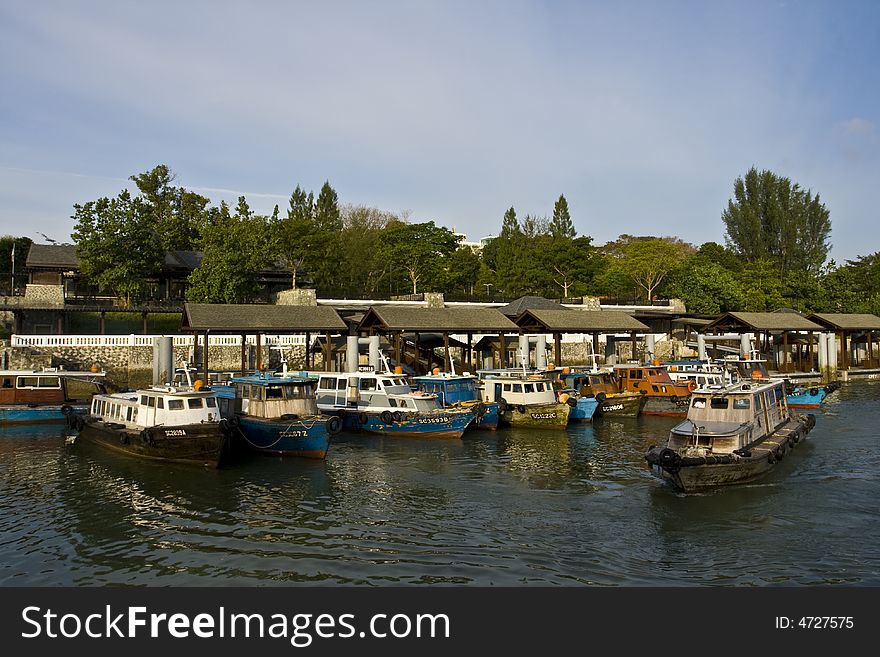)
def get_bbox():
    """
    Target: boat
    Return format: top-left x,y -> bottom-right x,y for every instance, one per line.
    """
213,373 -> 338,458
1,367 -> 107,425
71,380 -> 228,468
413,370 -> 499,430
477,370 -> 571,428
644,376 -> 816,492
613,364 -> 694,416
557,368 -> 645,418
663,359 -> 729,389
784,380 -> 841,409
312,370 -> 476,439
